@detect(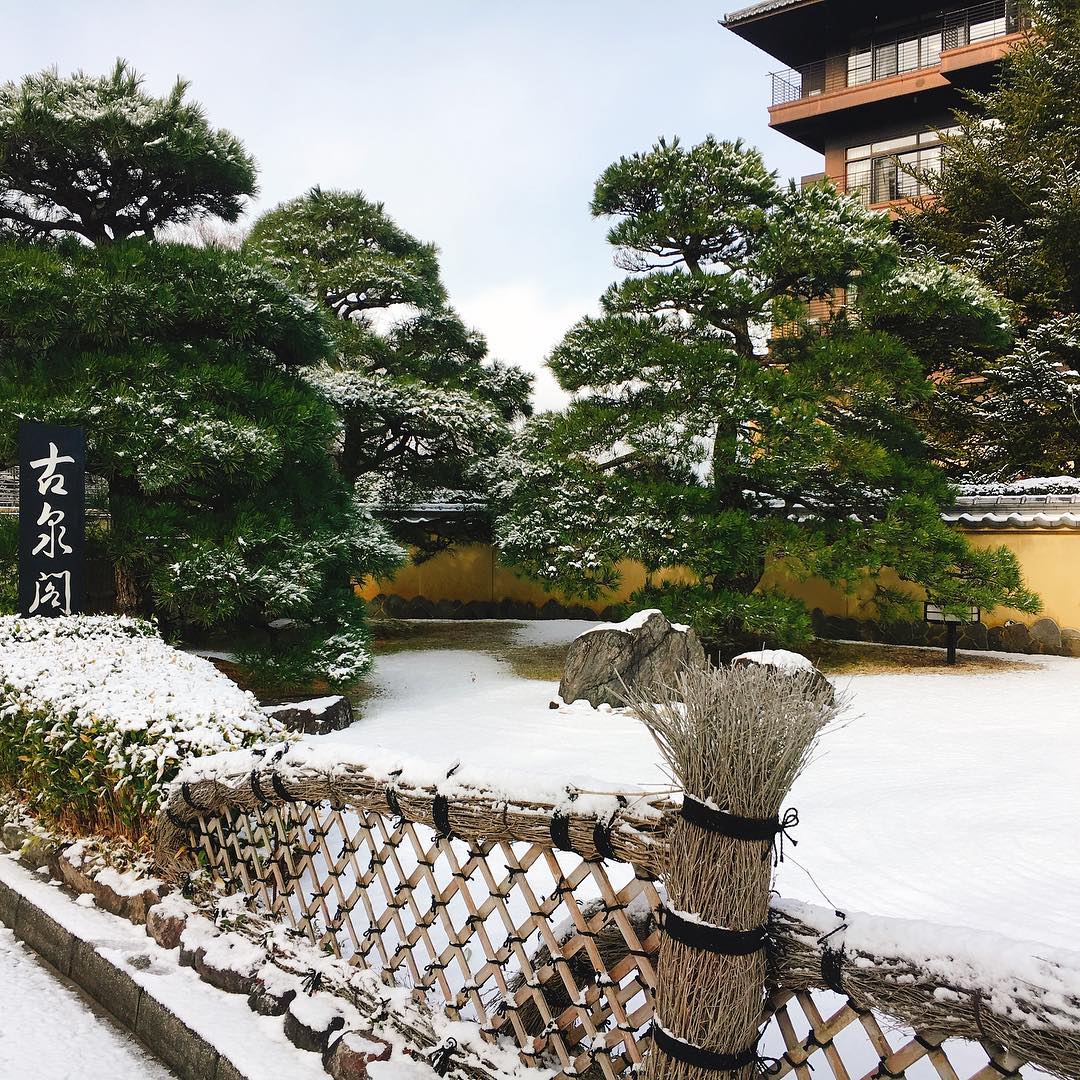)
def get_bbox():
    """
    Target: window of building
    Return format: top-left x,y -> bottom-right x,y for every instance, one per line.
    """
845,129 -> 955,205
